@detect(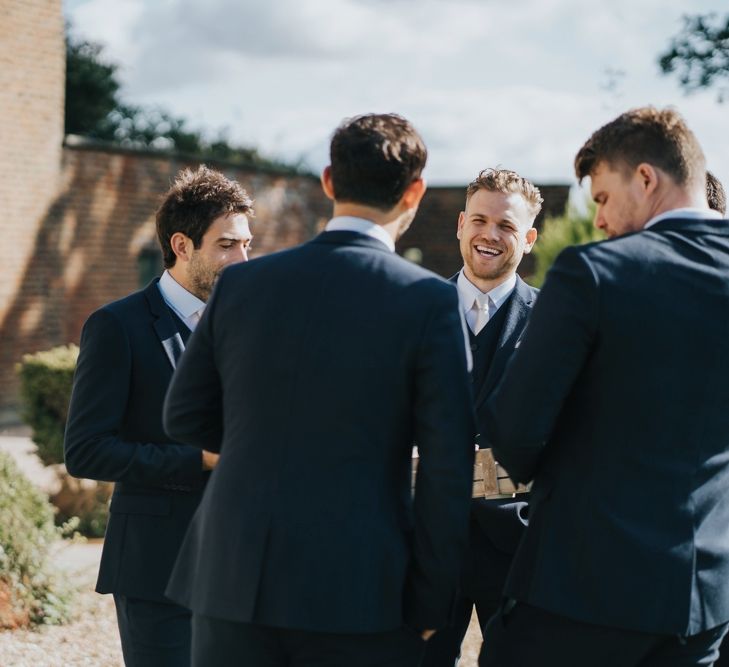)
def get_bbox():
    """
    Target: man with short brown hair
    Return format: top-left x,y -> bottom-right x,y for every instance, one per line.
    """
479,106 -> 729,666
65,165 -> 253,667
163,113 -> 476,667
